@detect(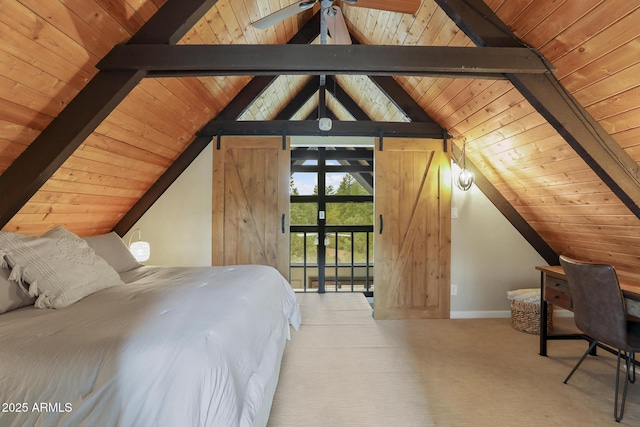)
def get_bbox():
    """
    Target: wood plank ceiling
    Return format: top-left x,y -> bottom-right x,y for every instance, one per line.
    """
1,0 -> 640,273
